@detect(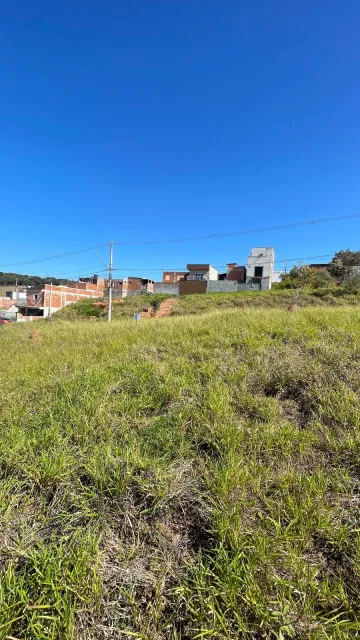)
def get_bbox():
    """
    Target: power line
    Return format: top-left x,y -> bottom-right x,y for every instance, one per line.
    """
4,252 -> 338,283
40,267 -> 108,278
113,213 -> 360,246
0,212 -> 359,268
0,243 -> 108,268
109,253 -> 335,272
